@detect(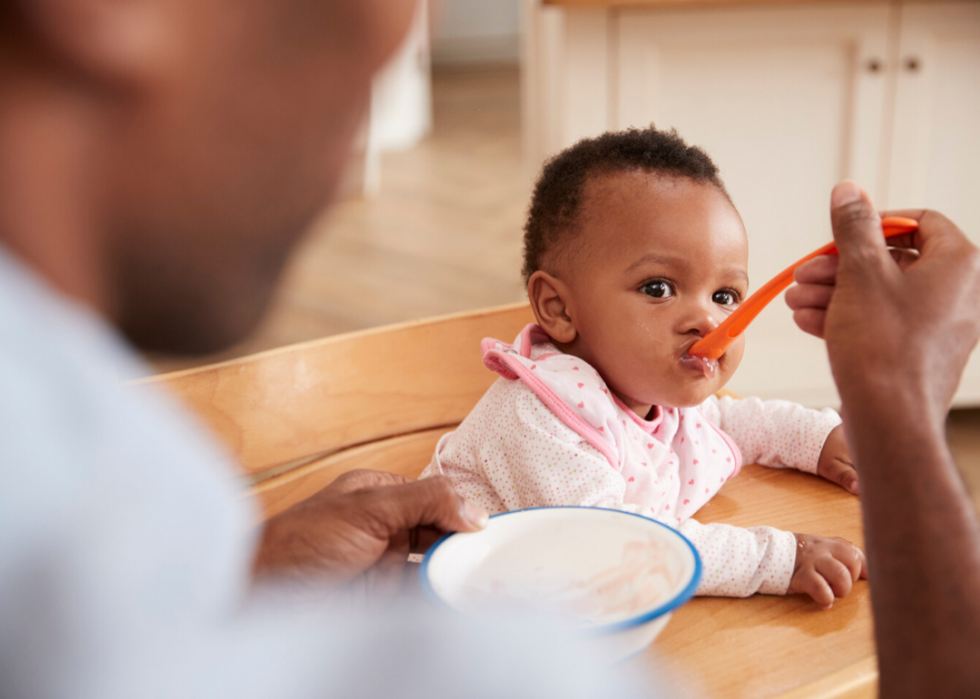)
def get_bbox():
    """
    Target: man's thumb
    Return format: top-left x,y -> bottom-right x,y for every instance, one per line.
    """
366,476 -> 489,538
829,181 -> 888,266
